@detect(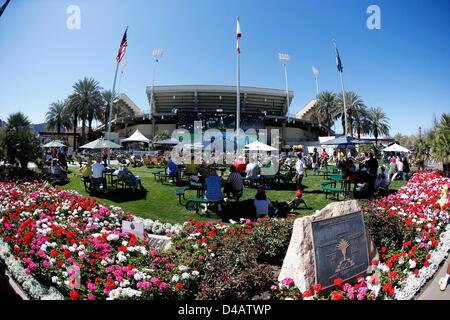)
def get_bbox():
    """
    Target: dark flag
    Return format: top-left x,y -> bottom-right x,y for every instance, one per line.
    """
335,47 -> 343,73
116,27 -> 128,63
